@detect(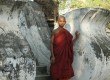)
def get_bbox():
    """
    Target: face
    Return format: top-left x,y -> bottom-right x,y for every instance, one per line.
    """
58,17 -> 66,27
